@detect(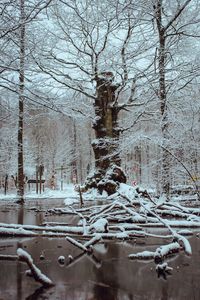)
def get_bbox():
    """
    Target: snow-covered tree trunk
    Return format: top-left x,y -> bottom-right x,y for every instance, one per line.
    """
17,0 -> 26,202
85,73 -> 126,194
154,0 -> 192,198
153,0 -> 170,198
92,74 -> 121,170
157,19 -> 171,197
